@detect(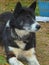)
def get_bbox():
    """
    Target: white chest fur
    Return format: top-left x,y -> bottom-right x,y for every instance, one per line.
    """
15,29 -> 29,37
14,29 -> 30,49
14,40 -> 26,49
